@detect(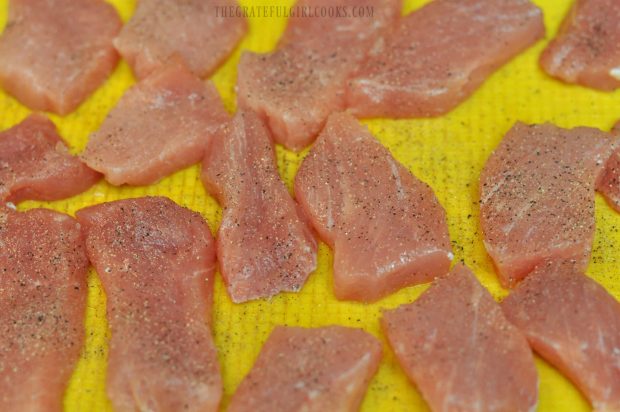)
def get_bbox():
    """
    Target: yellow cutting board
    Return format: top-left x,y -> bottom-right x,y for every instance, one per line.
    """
0,0 -> 618,410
